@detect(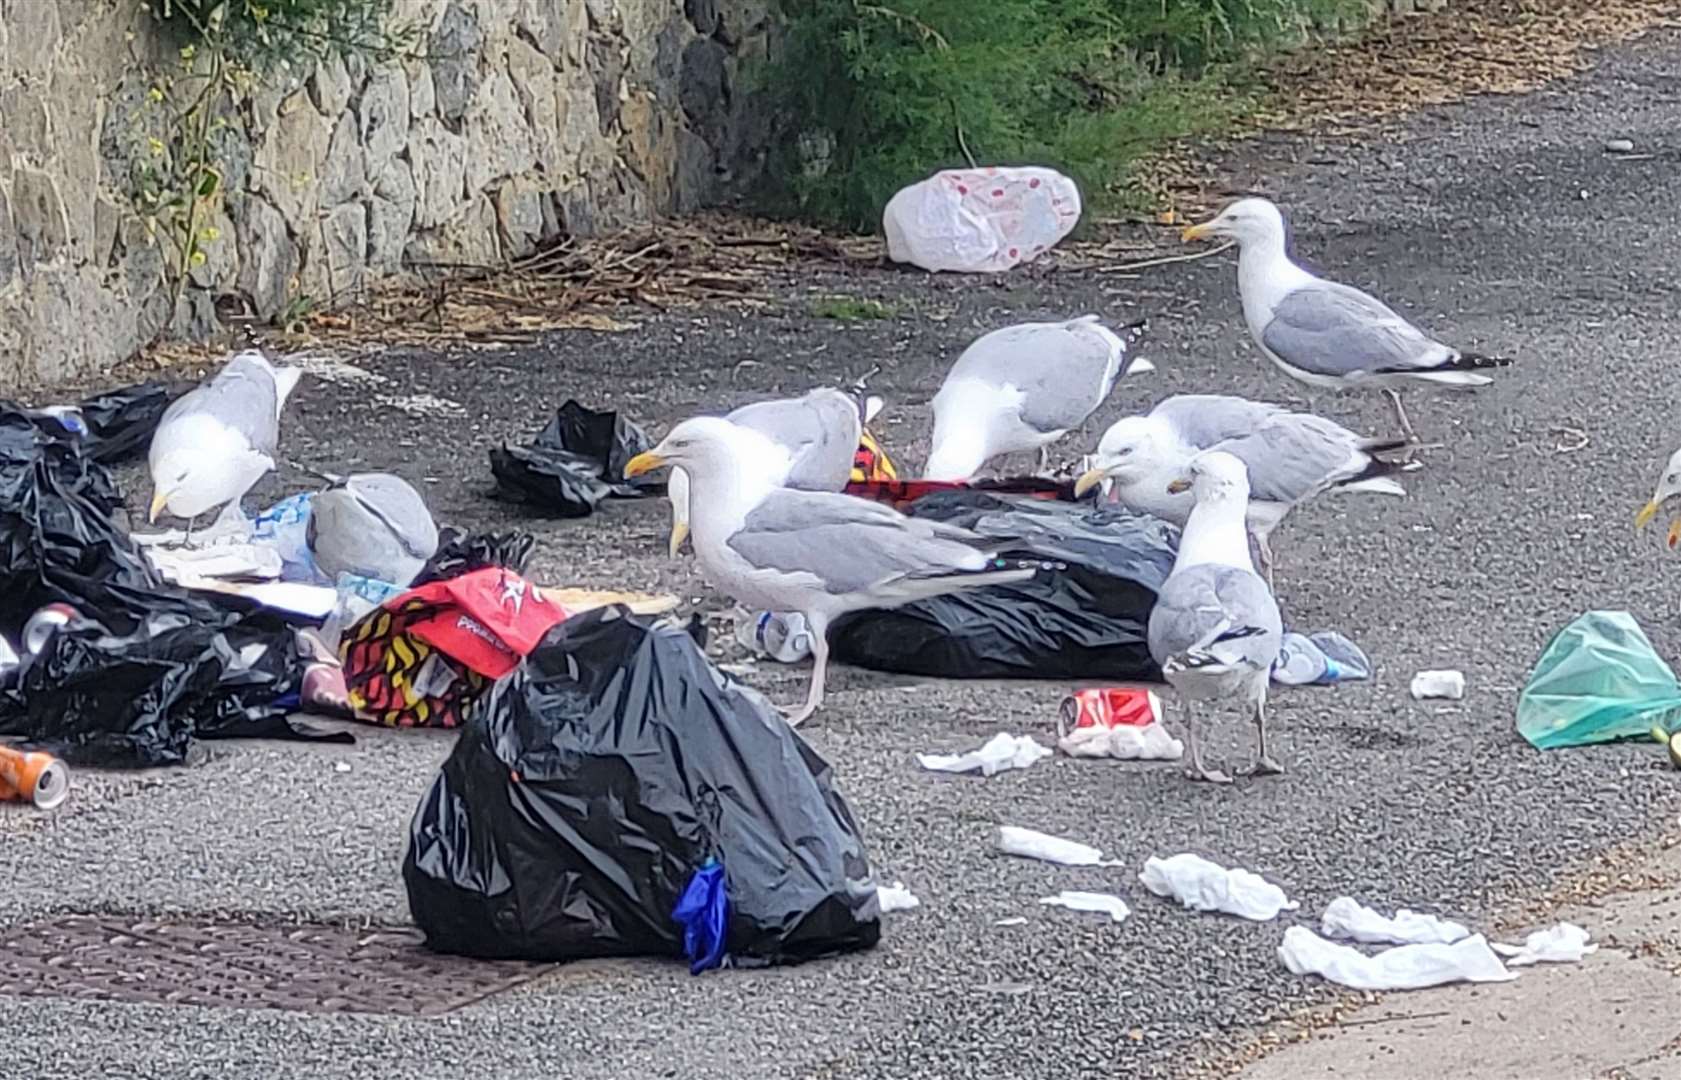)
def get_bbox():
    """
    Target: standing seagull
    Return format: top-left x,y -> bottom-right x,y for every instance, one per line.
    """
1073,395 -> 1413,585
923,315 -> 1150,481
1147,451 -> 1284,783
665,387 -> 862,557
625,417 -> 1034,725
1182,198 -> 1510,445
148,350 -> 302,533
